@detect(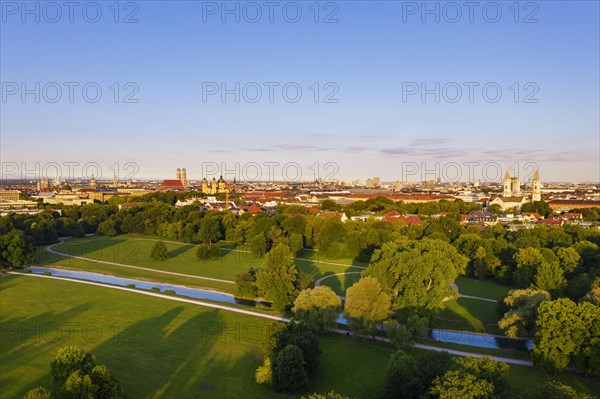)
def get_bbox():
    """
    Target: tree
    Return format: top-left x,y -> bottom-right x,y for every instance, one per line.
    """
196,243 -> 220,259
150,240 -> 168,261
197,217 -> 222,244
430,370 -> 494,399
317,217 -> 347,257
90,365 -> 124,399
250,234 -> 269,257
256,244 -> 299,311
533,298 -> 600,373
534,261 -> 566,295
293,286 -> 342,332
271,344 -> 309,393
255,358 -> 272,385
555,247 -> 581,274
235,268 -> 258,299
96,218 -> 118,237
365,239 -> 467,312
385,315 -> 429,348
580,278 -> 600,306
23,387 -> 54,399
343,277 -> 391,337
50,346 -> 96,384
272,323 -> 321,375
289,233 -> 304,256
0,229 -> 34,268
62,370 -> 96,399
457,356 -> 509,398
416,351 -> 453,392
261,321 -> 287,358
498,289 -> 551,338
532,381 -> 594,399
383,350 -> 420,399
282,215 -> 307,235
522,201 -> 553,218
513,247 -> 546,288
